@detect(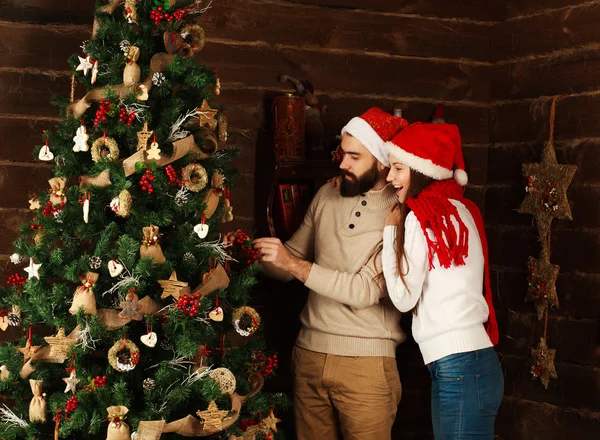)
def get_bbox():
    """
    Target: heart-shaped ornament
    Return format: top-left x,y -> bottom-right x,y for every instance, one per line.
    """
208,306 -> 224,322
0,316 -> 9,331
140,332 -> 157,348
193,223 -> 209,239
108,259 -> 124,277
38,146 -> 54,161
